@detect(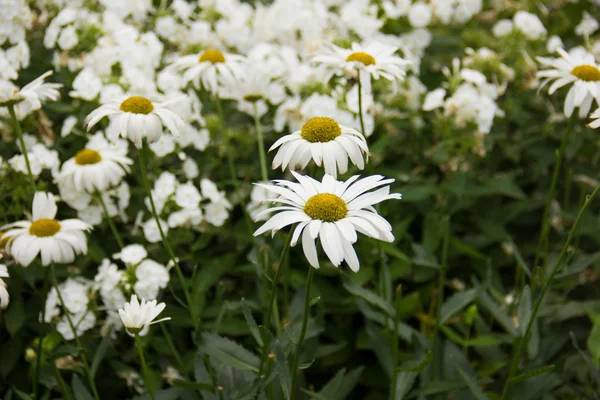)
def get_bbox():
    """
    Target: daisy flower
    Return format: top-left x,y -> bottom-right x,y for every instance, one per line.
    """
587,107 -> 600,129
168,48 -> 246,95
57,142 -> 133,193
118,294 -> 170,336
0,256 -> 8,309
0,71 -> 62,119
253,172 -> 401,272
537,48 -> 600,118
1,192 -> 92,266
313,42 -> 411,82
84,96 -> 184,148
269,117 -> 369,178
